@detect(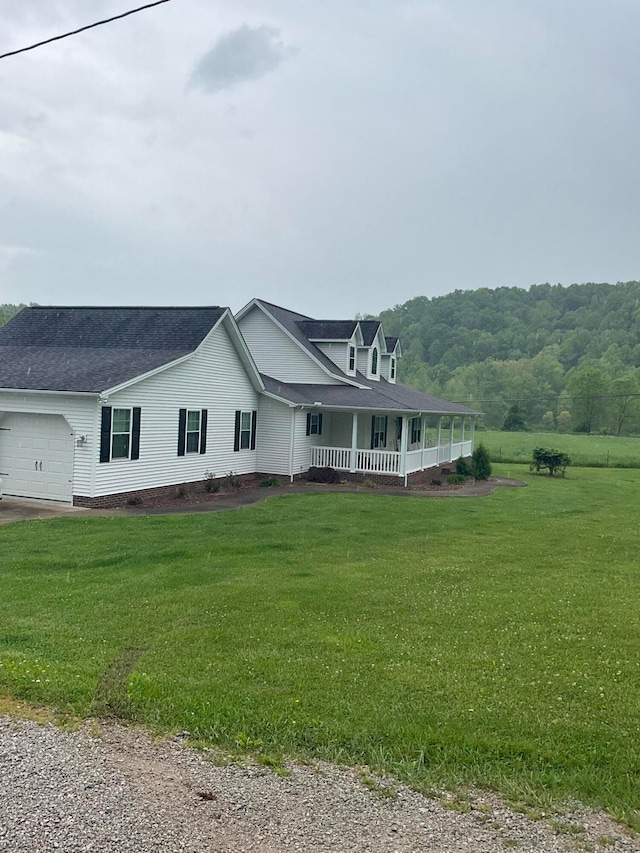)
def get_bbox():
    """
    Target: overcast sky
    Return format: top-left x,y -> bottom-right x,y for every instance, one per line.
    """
1,0 -> 639,318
